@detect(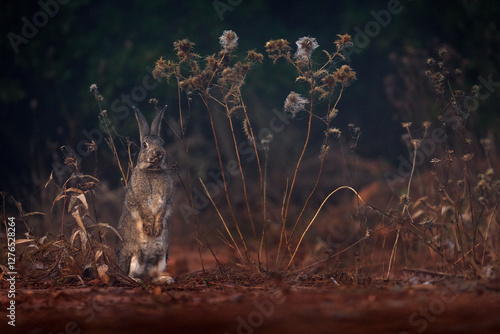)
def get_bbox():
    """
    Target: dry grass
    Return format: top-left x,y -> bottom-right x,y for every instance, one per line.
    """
1,33 -> 499,287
